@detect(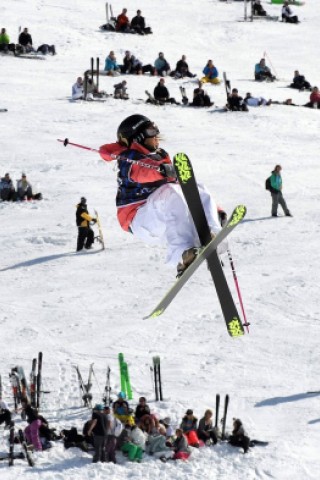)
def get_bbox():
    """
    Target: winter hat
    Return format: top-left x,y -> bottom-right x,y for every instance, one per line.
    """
94,404 -> 104,411
162,417 -> 171,425
186,409 -> 193,415
118,391 -> 126,399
